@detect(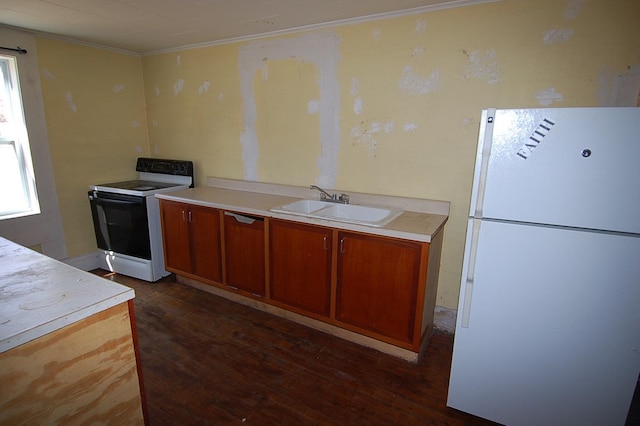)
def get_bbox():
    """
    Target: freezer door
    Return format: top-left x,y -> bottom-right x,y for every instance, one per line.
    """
448,220 -> 640,426
472,107 -> 640,234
